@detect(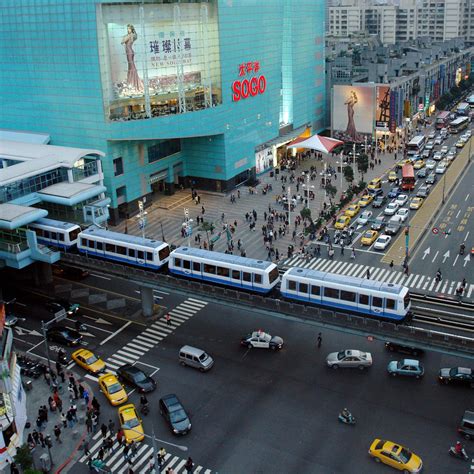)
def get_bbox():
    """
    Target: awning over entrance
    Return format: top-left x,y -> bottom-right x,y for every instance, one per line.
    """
288,134 -> 343,154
